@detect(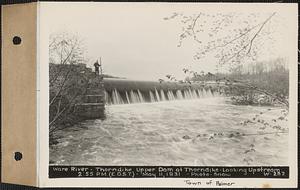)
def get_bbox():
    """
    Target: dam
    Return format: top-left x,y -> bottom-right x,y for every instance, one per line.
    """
103,78 -> 225,105
51,73 -> 289,166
